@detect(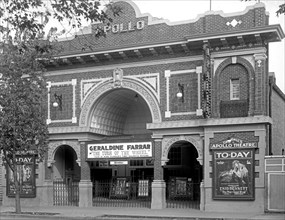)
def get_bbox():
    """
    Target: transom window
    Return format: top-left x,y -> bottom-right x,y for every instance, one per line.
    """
230,79 -> 240,100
